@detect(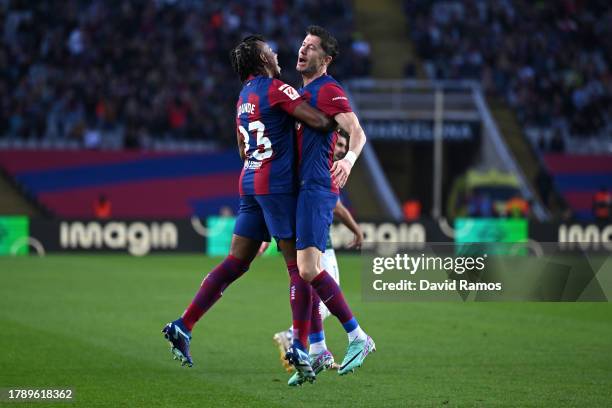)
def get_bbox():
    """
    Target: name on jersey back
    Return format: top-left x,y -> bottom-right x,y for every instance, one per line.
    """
237,103 -> 256,116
